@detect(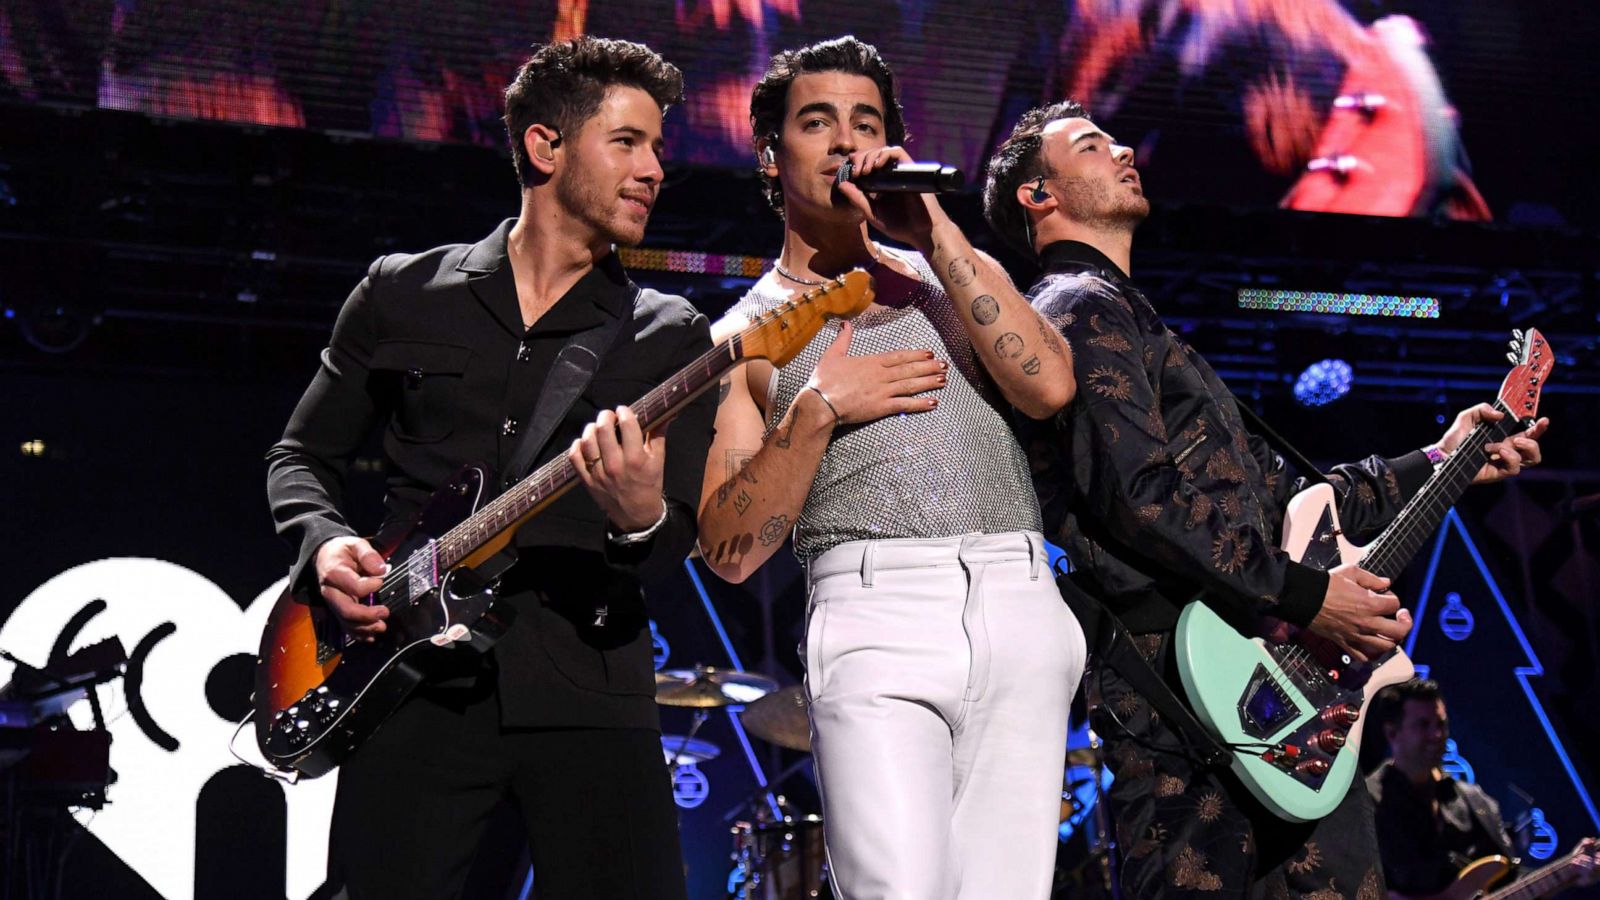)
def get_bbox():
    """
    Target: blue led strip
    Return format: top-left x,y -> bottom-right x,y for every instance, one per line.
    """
1238,288 -> 1439,319
1407,509 -> 1600,830
682,559 -> 783,819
